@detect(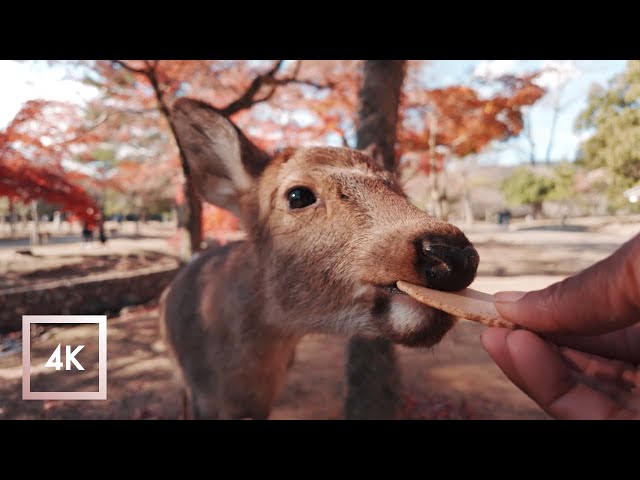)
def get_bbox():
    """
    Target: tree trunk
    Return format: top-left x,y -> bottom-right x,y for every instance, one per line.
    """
134,201 -> 140,236
426,113 -> 448,219
53,211 -> 61,232
524,110 -> 536,165
112,61 -> 203,262
355,61 -> 405,172
8,198 -> 15,238
460,158 -> 474,227
532,202 -> 543,219
429,172 -> 444,219
145,66 -> 203,263
462,188 -> 473,227
545,105 -> 560,164
30,200 -> 40,246
345,60 -> 406,420
165,117 -> 202,262
178,174 -> 203,262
